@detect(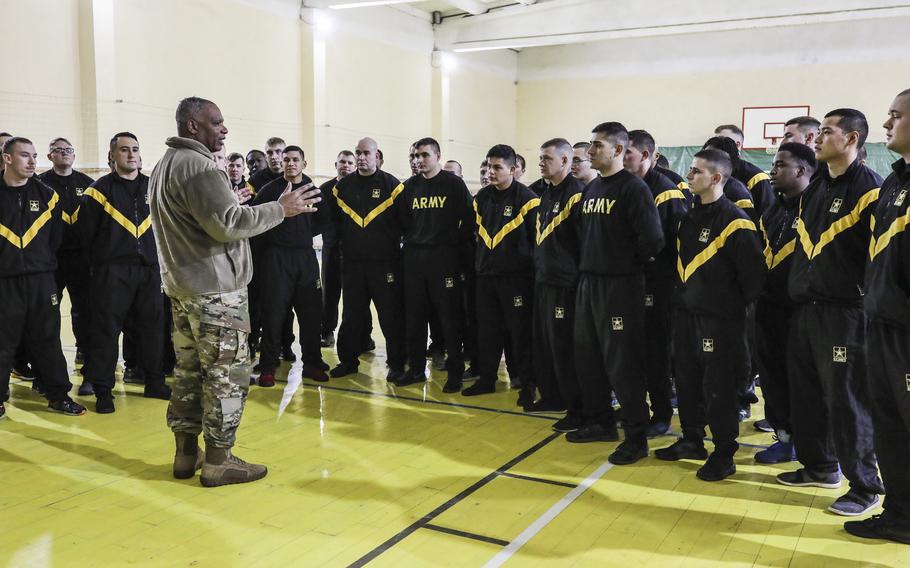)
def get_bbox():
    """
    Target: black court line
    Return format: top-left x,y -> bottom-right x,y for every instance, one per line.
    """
301,380 -> 560,421
497,471 -> 578,489
347,432 -> 562,567
421,523 -> 511,547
